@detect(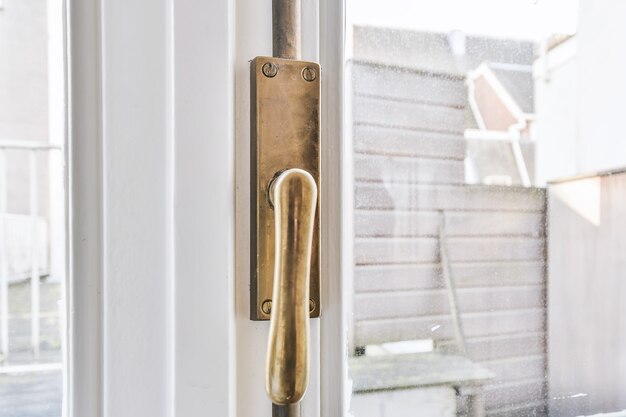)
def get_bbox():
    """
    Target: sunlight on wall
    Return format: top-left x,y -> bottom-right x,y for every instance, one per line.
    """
551,177 -> 601,226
